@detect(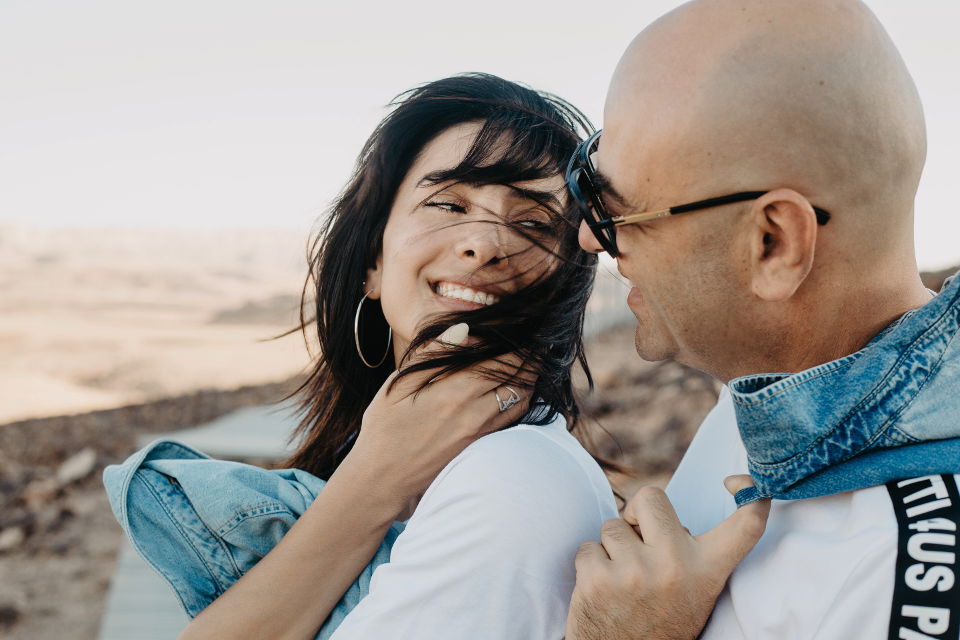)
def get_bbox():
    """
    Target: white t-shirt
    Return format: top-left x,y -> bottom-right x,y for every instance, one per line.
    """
667,388 -> 959,639
329,413 -> 618,640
